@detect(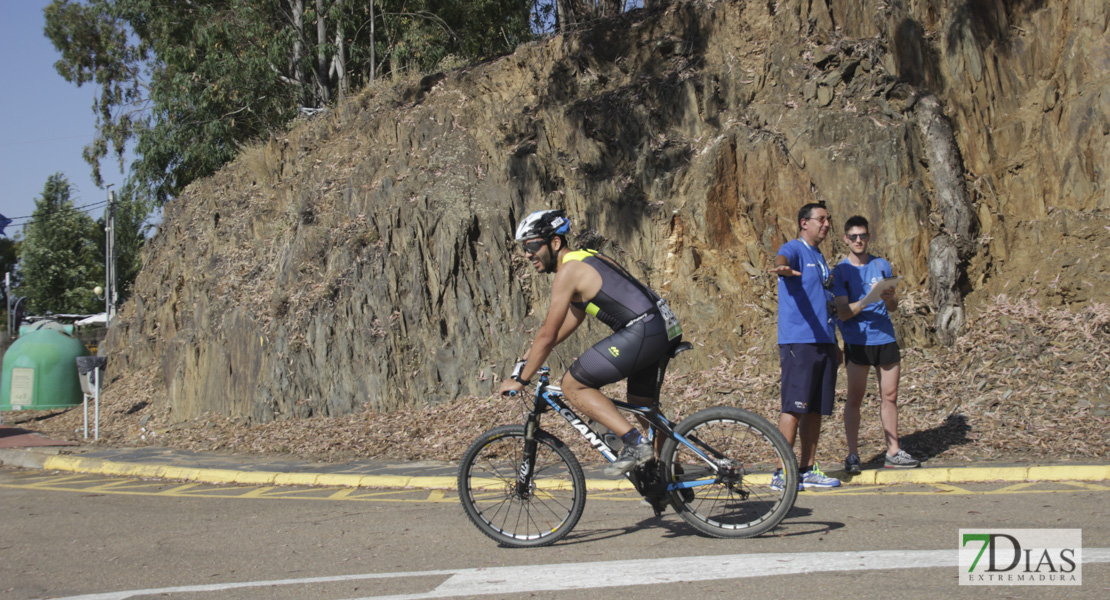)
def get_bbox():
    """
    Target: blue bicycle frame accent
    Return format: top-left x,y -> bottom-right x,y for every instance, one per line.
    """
524,368 -> 719,493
